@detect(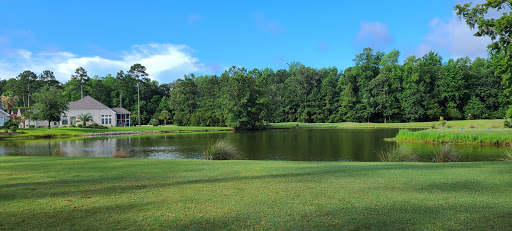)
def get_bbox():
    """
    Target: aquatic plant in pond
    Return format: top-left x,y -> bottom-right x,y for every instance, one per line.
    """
432,145 -> 458,163
204,139 -> 241,160
112,148 -> 129,158
378,143 -> 418,162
